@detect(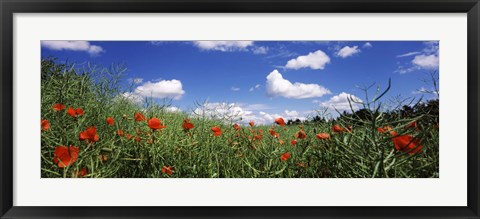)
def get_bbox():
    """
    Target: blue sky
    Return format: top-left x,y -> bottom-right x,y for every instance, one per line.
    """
41,41 -> 439,124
